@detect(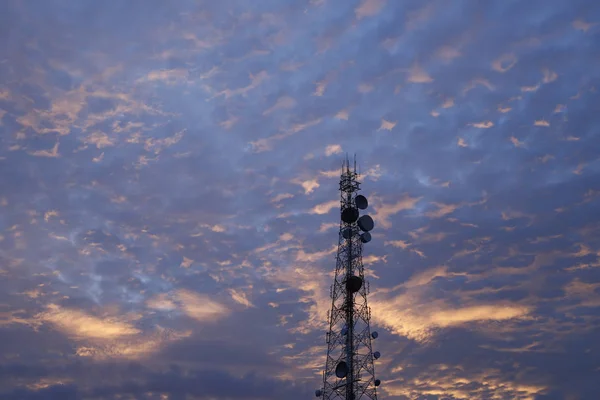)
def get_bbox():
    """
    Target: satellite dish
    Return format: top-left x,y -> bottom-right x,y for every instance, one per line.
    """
346,275 -> 363,293
341,207 -> 359,224
355,195 -> 368,210
371,331 -> 378,339
315,389 -> 322,397
342,227 -> 353,239
357,215 -> 374,232
373,351 -> 381,360
374,379 -> 381,387
341,326 -> 348,336
335,361 -> 349,378
360,232 -> 371,243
